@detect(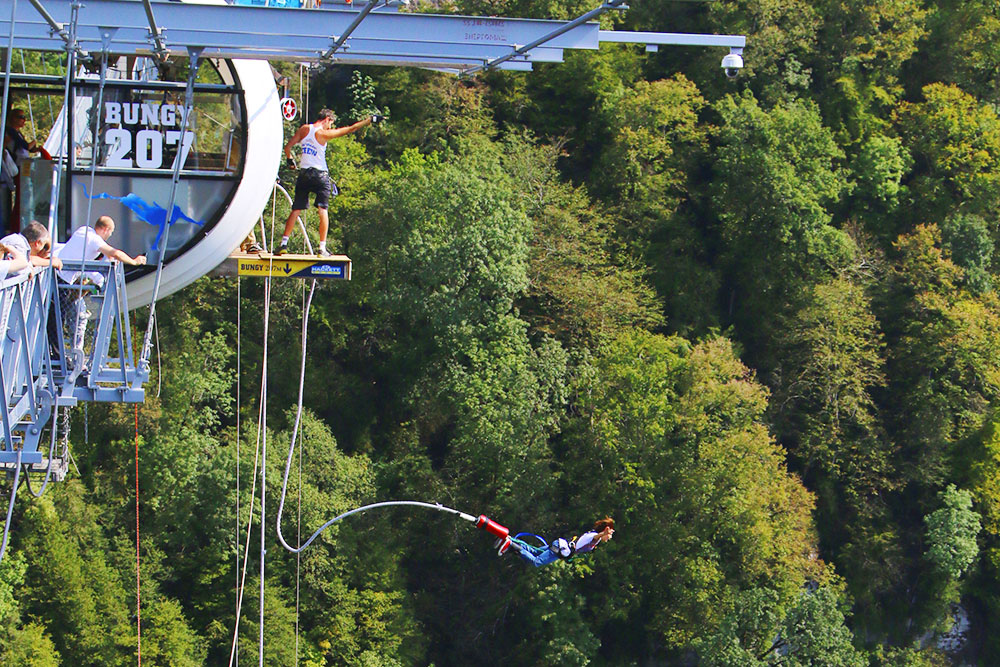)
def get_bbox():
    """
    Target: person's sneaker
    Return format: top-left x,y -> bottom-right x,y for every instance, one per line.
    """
246,242 -> 265,254
317,247 -> 333,258
275,244 -> 289,256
